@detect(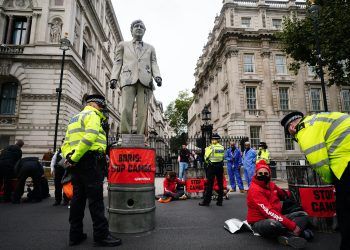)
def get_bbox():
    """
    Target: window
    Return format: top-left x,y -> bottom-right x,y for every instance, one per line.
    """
308,65 -> 317,77
275,55 -> 287,74
0,83 -> 18,115
12,18 -> 27,45
224,91 -> 229,113
246,87 -> 256,110
285,132 -> 295,150
279,87 -> 289,110
0,135 -> 10,150
82,43 -> 88,64
250,126 -> 260,149
341,89 -> 350,112
243,54 -> 254,73
241,17 -> 251,28
272,19 -> 282,29
310,88 -> 322,111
